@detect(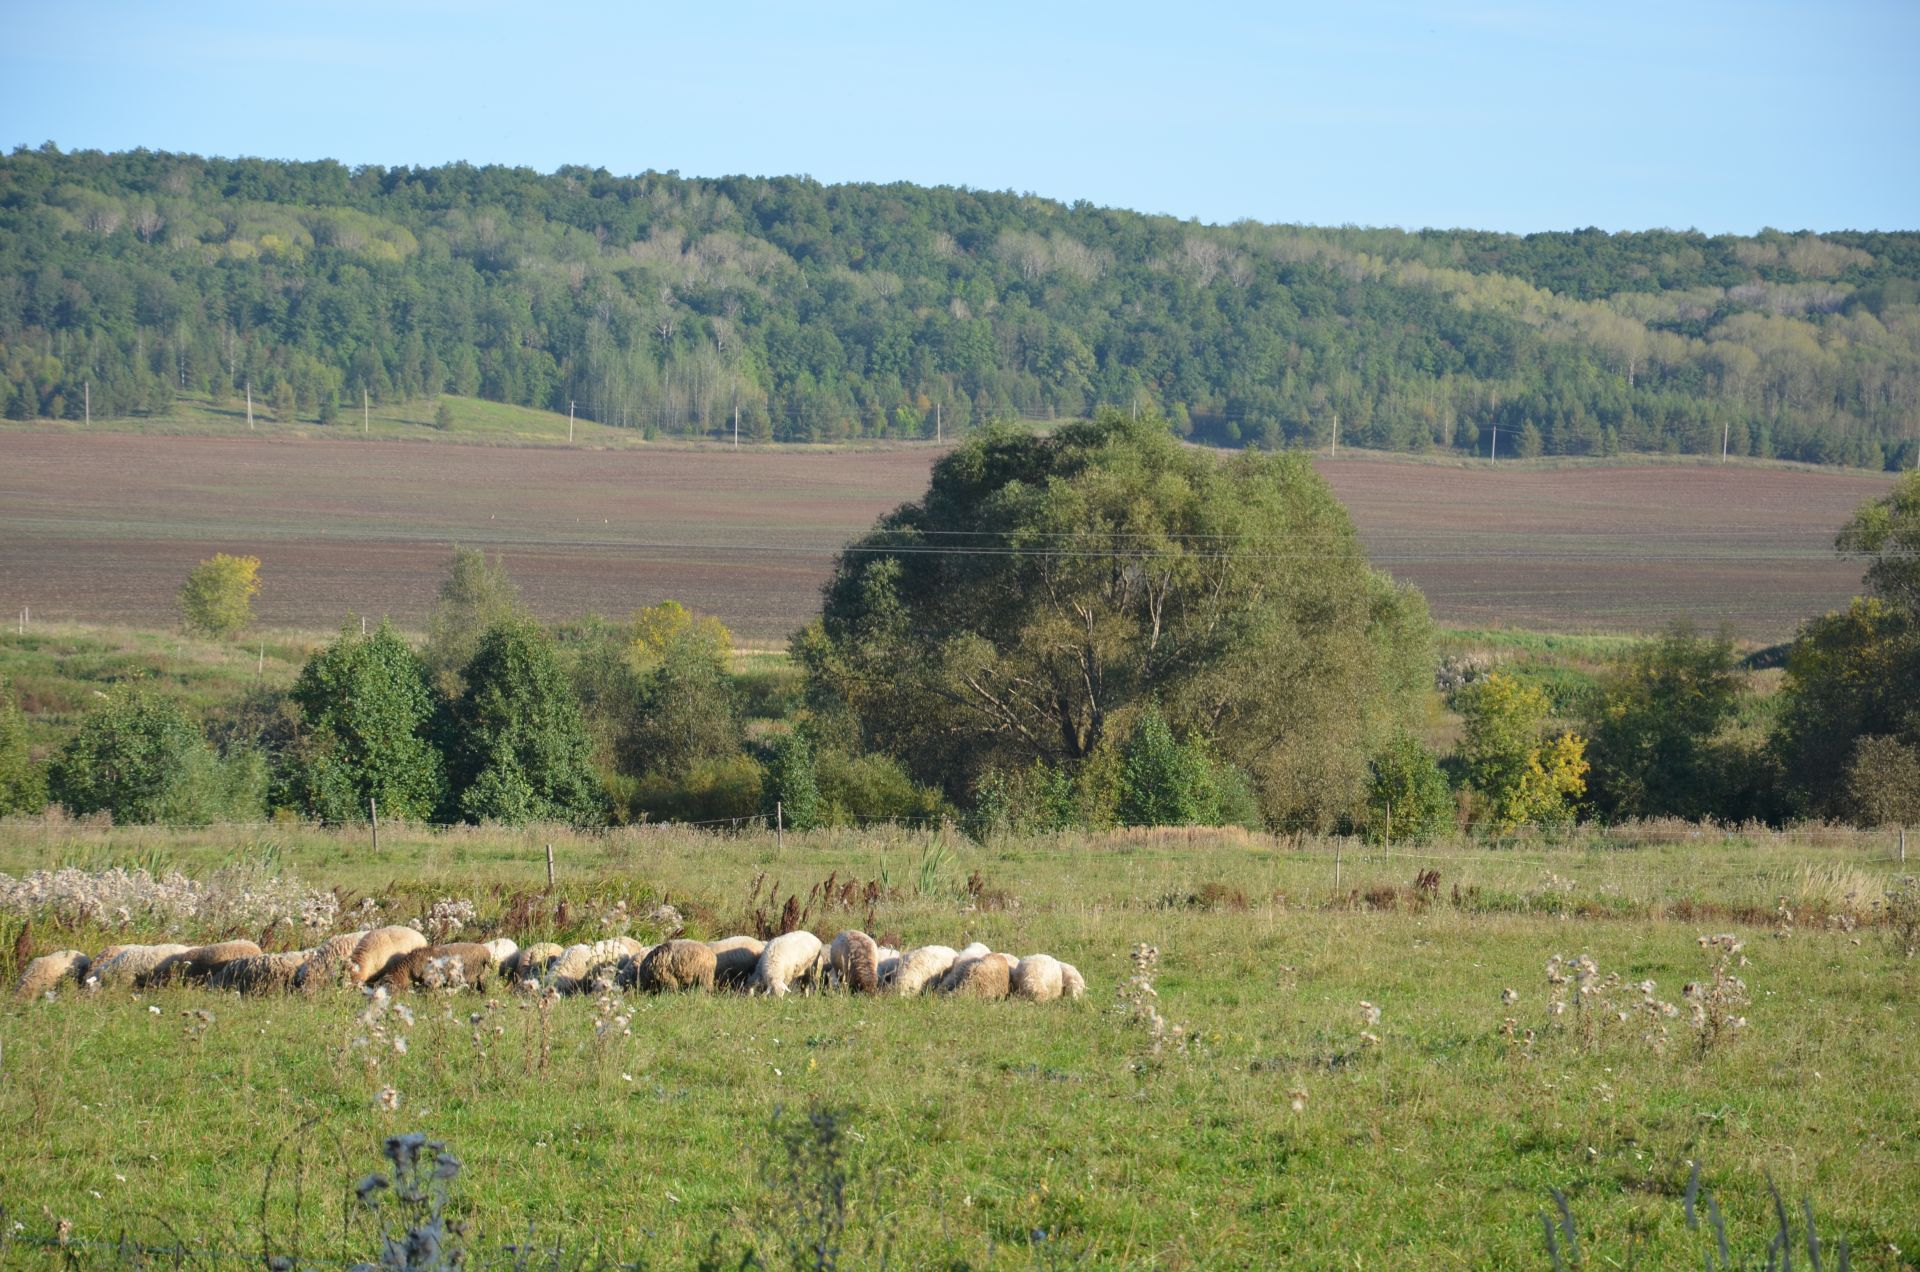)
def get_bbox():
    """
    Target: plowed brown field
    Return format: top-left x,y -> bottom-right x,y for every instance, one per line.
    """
0,432 -> 1896,640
